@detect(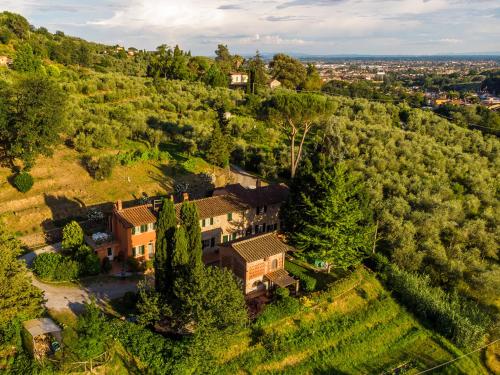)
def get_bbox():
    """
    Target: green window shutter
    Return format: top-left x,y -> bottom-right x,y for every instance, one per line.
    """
132,247 -> 136,257
131,227 -> 136,235
202,219 -> 206,227
227,212 -> 232,221
223,235 -> 228,243
210,217 -> 214,225
231,233 -> 237,240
